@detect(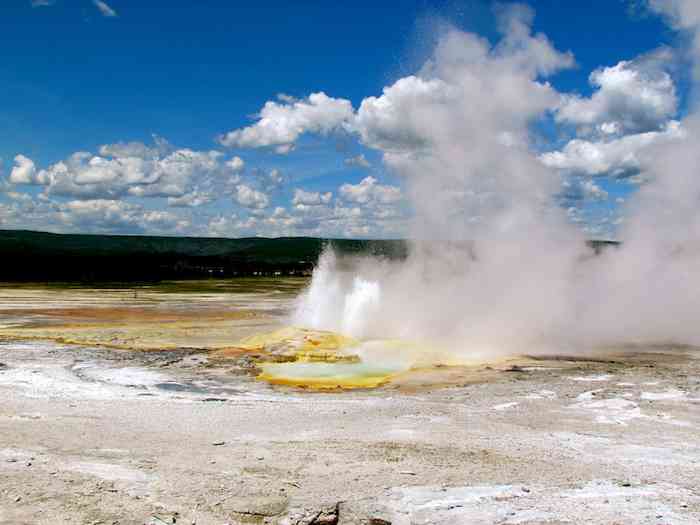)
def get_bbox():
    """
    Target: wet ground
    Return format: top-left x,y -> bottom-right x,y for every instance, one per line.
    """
0,281 -> 699,524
